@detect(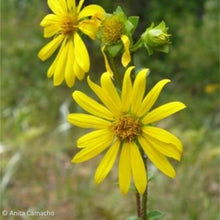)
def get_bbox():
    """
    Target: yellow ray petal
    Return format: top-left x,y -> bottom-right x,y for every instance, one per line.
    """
131,68 -> 149,113
77,0 -> 85,13
78,4 -> 105,20
144,133 -> 181,161
87,76 -> 120,116
38,35 -> 64,61
48,0 -> 66,15
143,126 -> 183,153
72,135 -> 113,163
65,40 -> 75,87
121,35 -> 131,67
44,24 -> 60,38
95,141 -> 120,184
67,113 -> 111,129
73,91 -> 114,120
74,32 -> 90,72
73,57 -> 85,80
53,40 -> 69,86
119,142 -> 132,195
101,46 -> 113,75
40,14 -> 59,27
79,19 -> 99,40
142,101 -> 186,124
67,0 -> 75,11
137,79 -> 171,117
138,136 -> 176,178
121,66 -> 134,112
130,142 -> 147,194
77,129 -> 114,148
46,38 -> 66,78
100,72 -> 122,114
